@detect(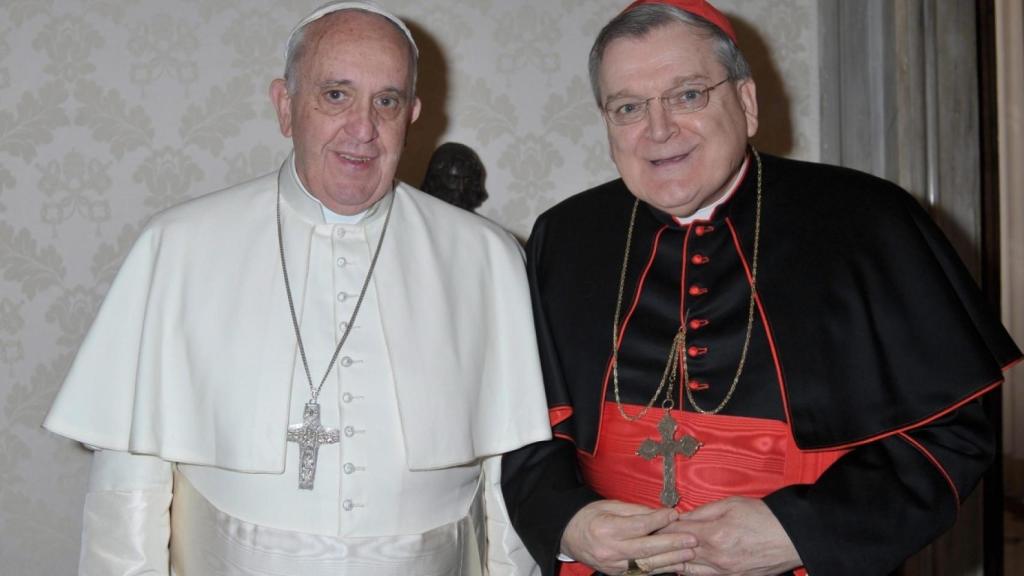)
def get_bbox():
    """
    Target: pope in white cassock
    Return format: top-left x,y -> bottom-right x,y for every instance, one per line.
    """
43,1 -> 551,574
